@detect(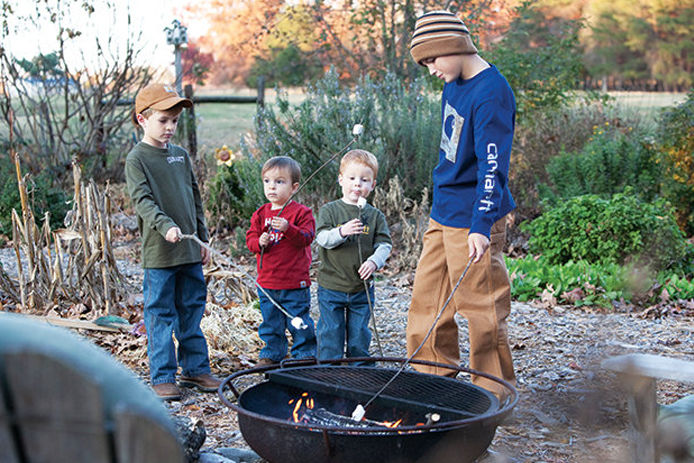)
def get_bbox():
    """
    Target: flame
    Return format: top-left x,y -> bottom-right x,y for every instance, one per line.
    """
380,419 -> 403,428
290,392 -> 315,423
